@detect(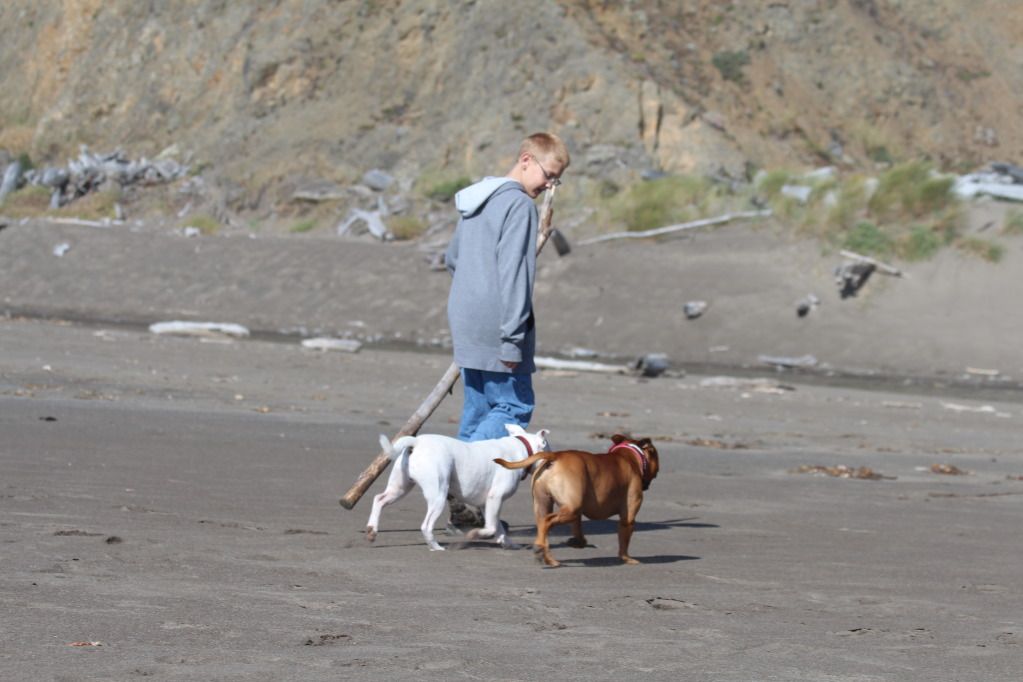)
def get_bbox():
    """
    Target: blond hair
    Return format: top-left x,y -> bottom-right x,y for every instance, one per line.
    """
519,132 -> 570,169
